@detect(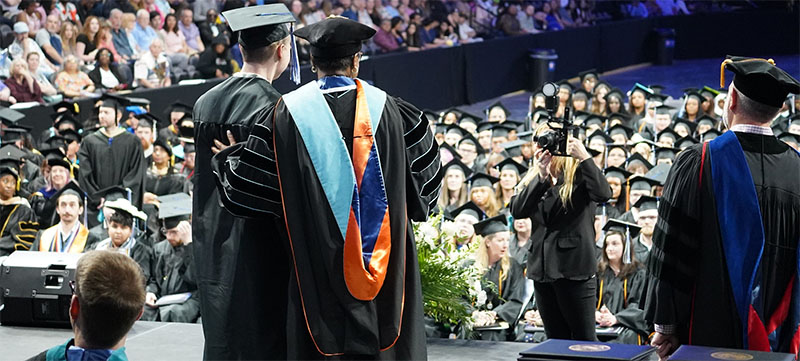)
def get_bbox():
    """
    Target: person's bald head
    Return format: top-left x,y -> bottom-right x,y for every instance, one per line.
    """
149,38 -> 163,56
